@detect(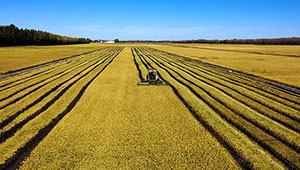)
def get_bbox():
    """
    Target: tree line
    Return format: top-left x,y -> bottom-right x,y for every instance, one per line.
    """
0,24 -> 92,46
121,37 -> 300,45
